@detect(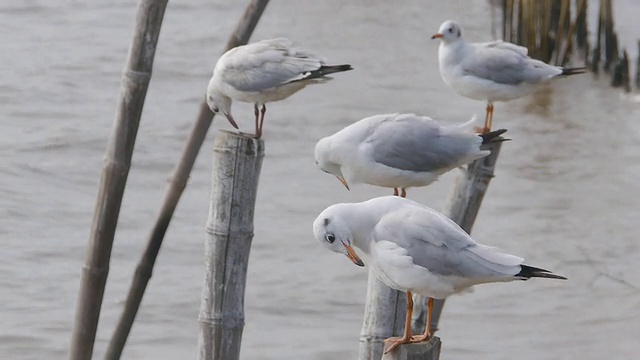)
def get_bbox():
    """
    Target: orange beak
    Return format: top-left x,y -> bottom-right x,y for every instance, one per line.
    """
431,33 -> 443,39
337,176 -> 350,191
343,243 -> 364,267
